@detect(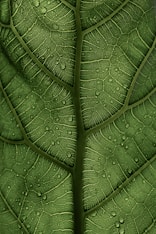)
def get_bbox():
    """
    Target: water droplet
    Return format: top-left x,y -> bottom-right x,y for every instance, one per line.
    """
45,126 -> 49,131
91,211 -> 97,217
19,202 -> 21,206
119,227 -> 125,234
128,169 -> 132,174
122,136 -> 126,140
115,222 -> 120,228
116,87 -> 120,91
67,153 -> 72,158
25,206 -> 29,210
18,225 -> 21,229
62,100 -> 66,105
42,194 -> 47,200
51,141 -> 55,146
57,174 -> 61,178
115,68 -> 118,72
37,211 -> 40,216
125,124 -> 129,129
41,7 -> 47,14
108,174 -> 111,178
68,131 -> 72,135
119,218 -> 124,224
34,0 -> 40,7
134,158 -> 139,163
68,116 -> 73,122
125,145 -> 128,149
111,211 -> 116,217
8,186 -> 11,189
95,91 -> 100,96
112,161 -> 116,165
60,63 -> 66,70
37,192 -> 42,197
109,78 -> 112,82
56,140 -> 60,145
53,23 -> 59,30
108,136 -> 112,140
